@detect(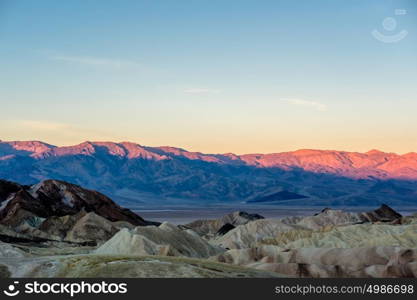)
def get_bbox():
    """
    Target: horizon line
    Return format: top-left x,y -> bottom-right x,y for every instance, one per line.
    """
1,138 -> 416,157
